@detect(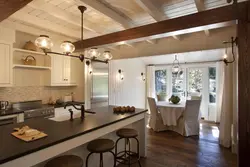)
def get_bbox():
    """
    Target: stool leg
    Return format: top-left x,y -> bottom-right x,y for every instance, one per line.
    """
115,138 -> 123,158
86,152 -> 94,167
128,138 -> 131,167
100,153 -> 103,167
134,137 -> 141,167
124,138 -> 127,159
109,151 -> 116,167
